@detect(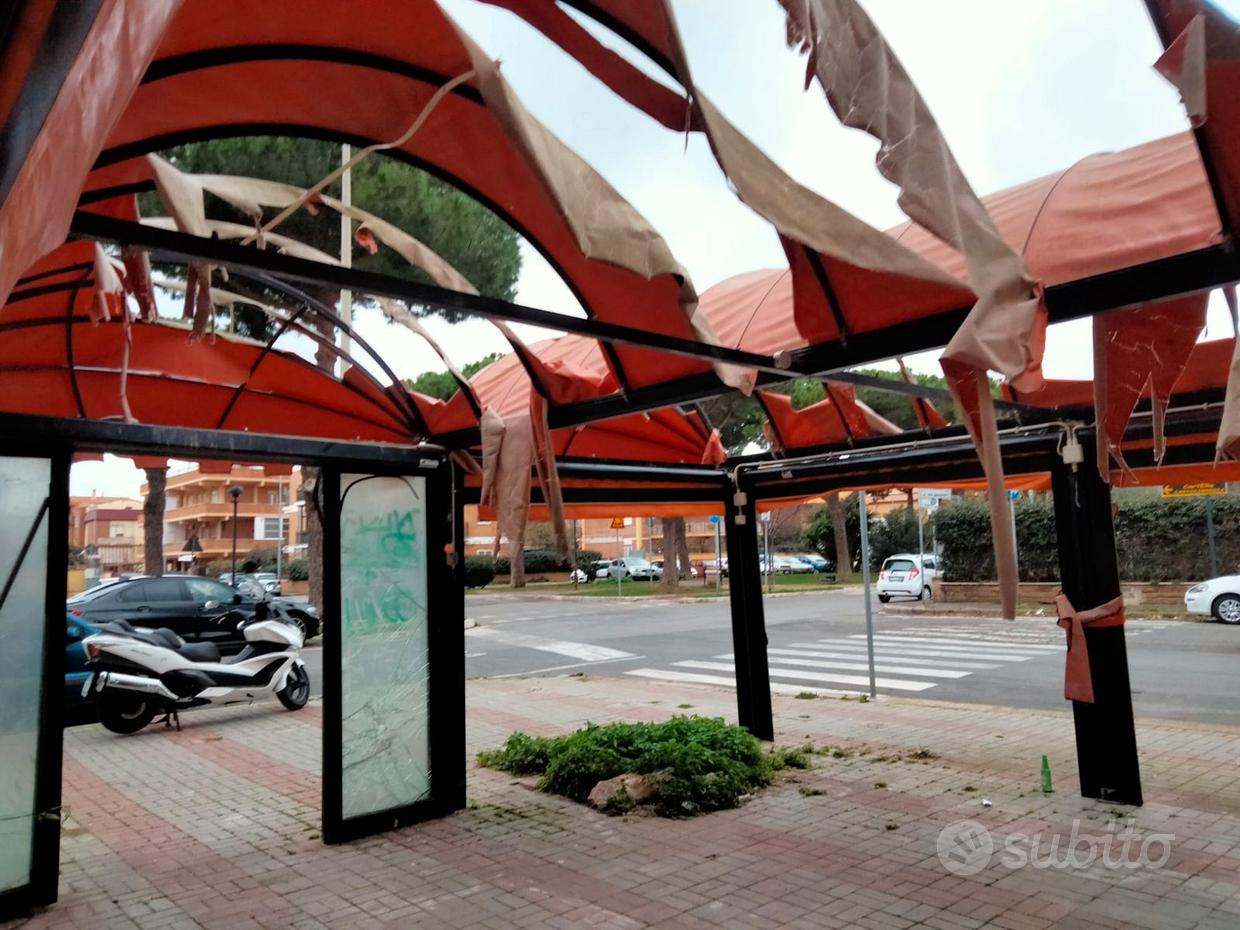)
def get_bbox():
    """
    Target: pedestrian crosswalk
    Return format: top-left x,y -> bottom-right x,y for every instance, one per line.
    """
623,623 -> 1168,697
